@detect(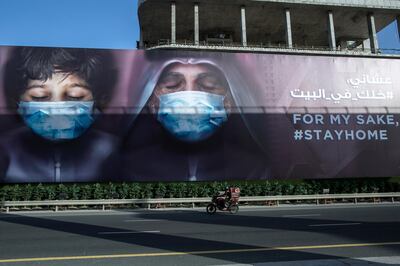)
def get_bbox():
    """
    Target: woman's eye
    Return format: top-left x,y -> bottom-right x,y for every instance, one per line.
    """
198,75 -> 223,90
159,74 -> 184,90
165,80 -> 183,89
